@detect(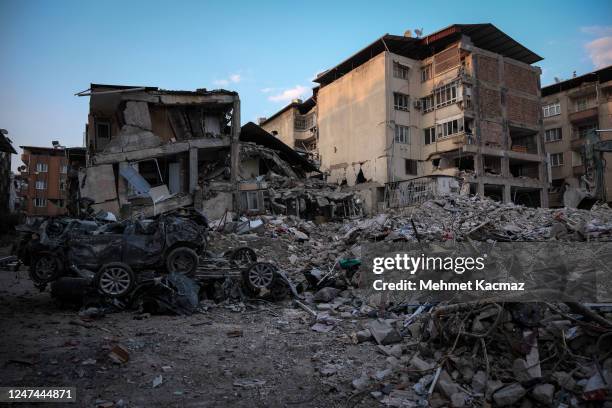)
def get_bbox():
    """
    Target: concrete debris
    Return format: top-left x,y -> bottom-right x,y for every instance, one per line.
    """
531,383 -> 555,405
367,319 -> 402,345
492,383 -> 526,406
